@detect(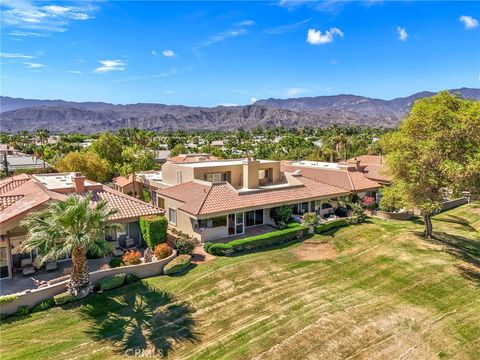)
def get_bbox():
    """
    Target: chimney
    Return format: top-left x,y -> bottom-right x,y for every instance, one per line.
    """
355,160 -> 361,171
72,172 -> 86,194
242,159 -> 260,189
